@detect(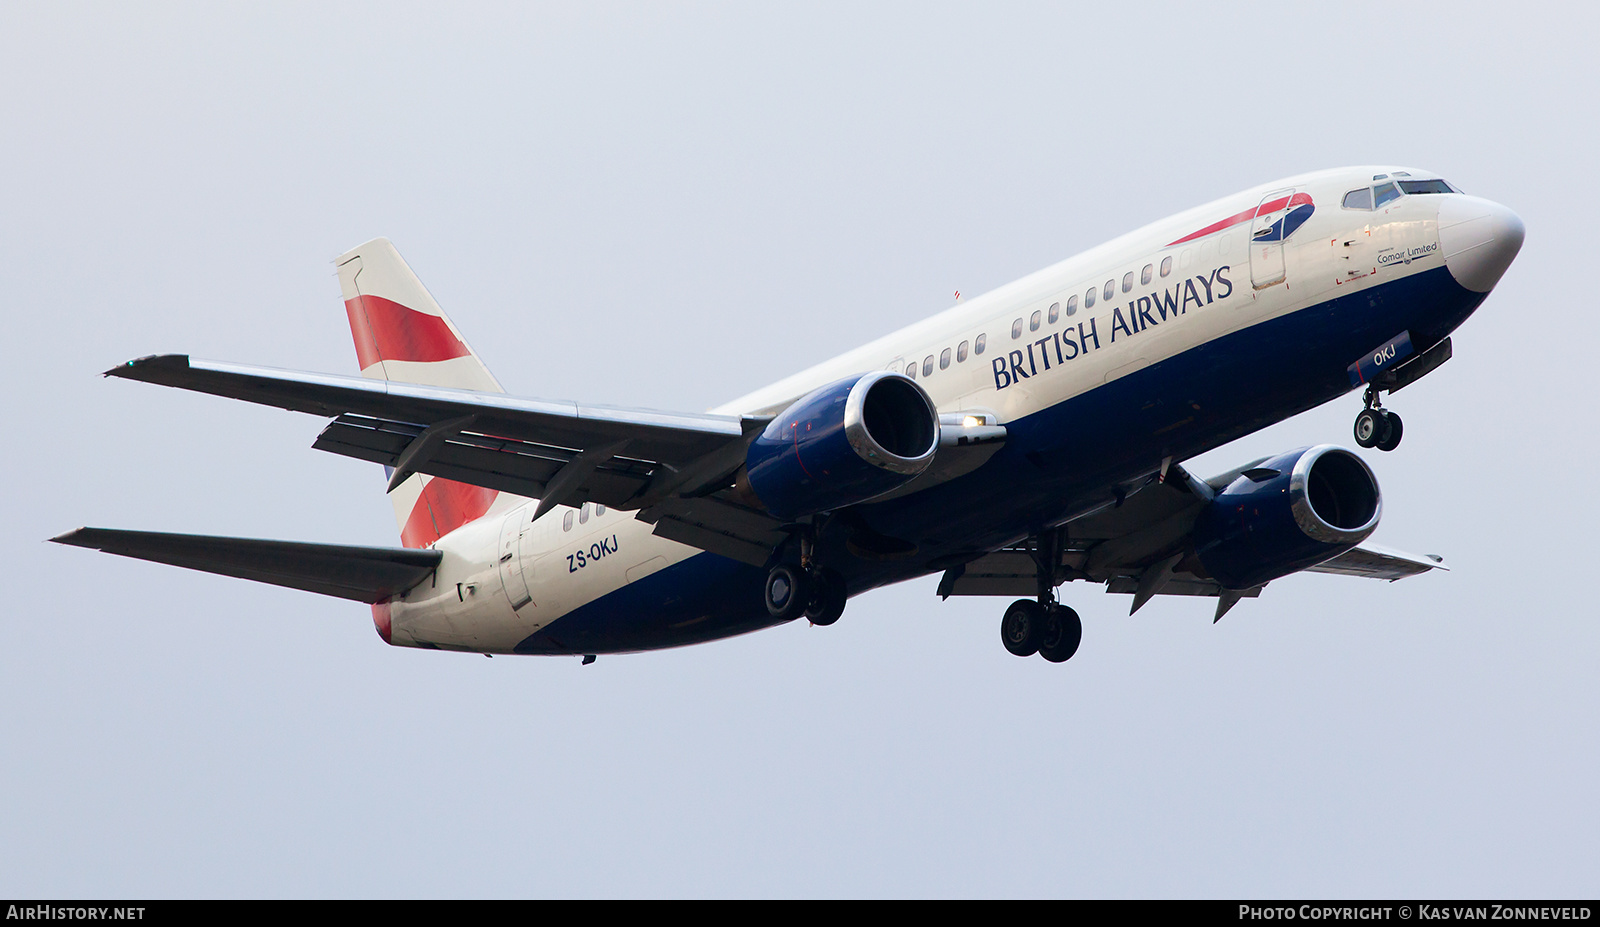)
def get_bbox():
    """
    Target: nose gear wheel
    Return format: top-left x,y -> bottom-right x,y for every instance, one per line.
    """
1354,386 -> 1403,451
